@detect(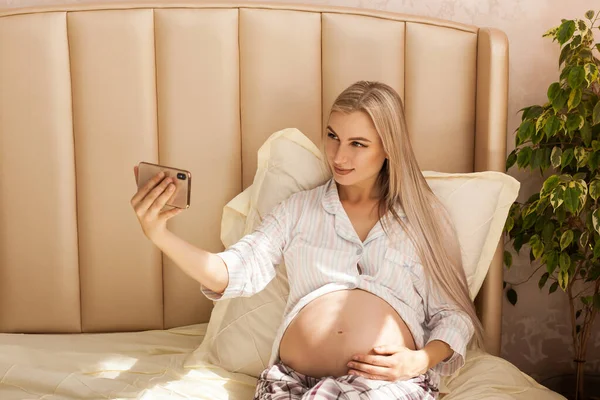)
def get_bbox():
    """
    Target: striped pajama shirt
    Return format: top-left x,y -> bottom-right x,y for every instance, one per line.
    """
201,178 -> 473,399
